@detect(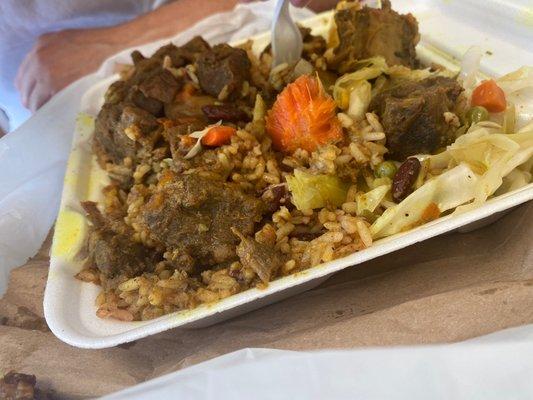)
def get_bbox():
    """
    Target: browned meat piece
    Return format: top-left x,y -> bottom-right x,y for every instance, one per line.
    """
233,229 -> 285,283
92,36 -> 216,169
128,56 -> 164,87
300,27 -> 327,60
118,105 -> 159,135
331,0 -> 419,72
94,103 -> 160,165
82,200 -> 109,227
369,76 -> 463,160
201,104 -> 249,122
0,372 -> 37,400
138,69 -> 182,103
82,201 -> 158,278
164,94 -> 214,120
151,43 -> 186,67
196,44 -> 251,100
103,80 -> 129,105
0,371 -> 55,400
81,200 -> 129,235
129,88 -> 164,116
152,36 -> 211,66
125,50 -> 184,106
86,229 -> 157,278
177,36 -> 211,63
139,174 -> 264,270
261,183 -> 290,214
94,103 -> 133,165
131,49 -> 146,65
